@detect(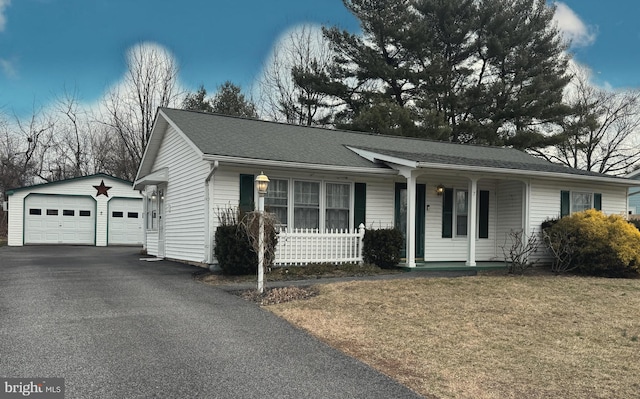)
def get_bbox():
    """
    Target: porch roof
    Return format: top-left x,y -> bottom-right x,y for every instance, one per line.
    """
349,146 -> 635,185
